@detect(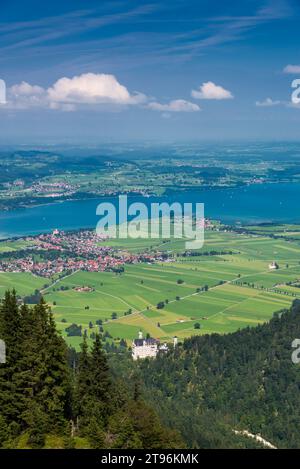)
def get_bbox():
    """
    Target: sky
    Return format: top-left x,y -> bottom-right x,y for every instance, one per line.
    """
0,0 -> 299,143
